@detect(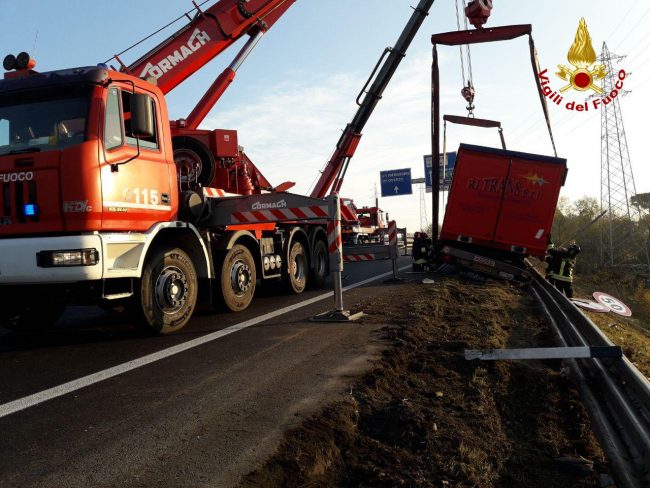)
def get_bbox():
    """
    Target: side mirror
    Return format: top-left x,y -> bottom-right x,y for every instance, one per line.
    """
131,94 -> 154,138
